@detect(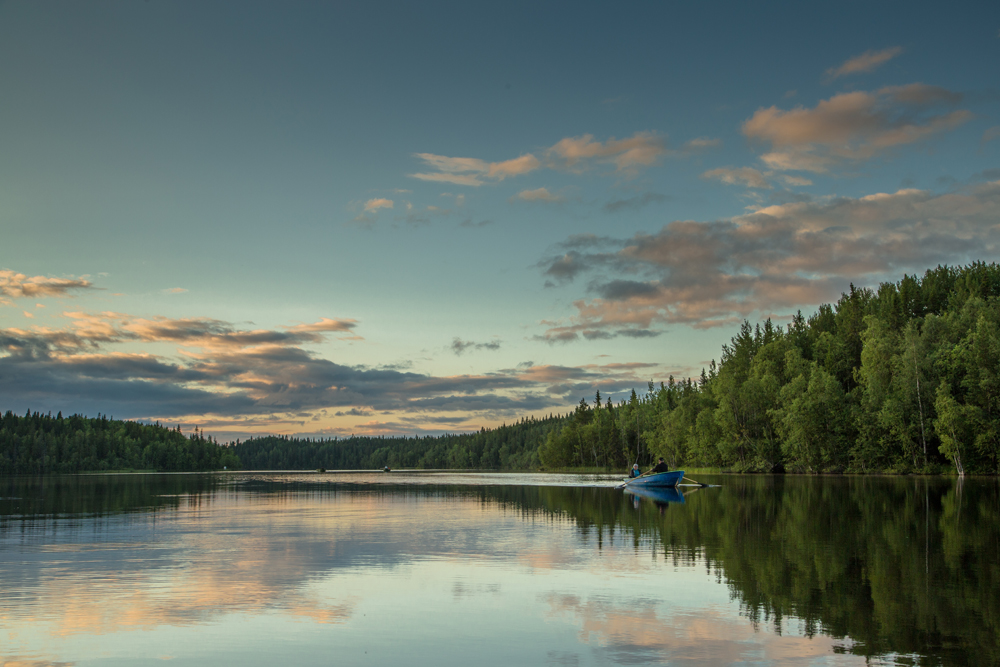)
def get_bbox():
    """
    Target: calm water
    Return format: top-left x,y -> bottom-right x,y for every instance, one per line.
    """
1,473 -> 997,666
